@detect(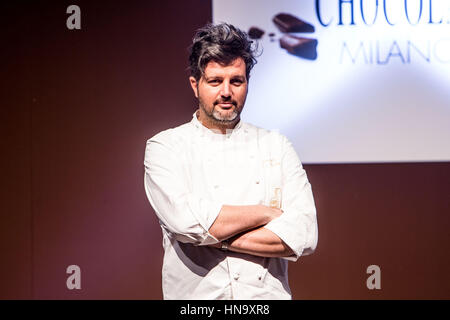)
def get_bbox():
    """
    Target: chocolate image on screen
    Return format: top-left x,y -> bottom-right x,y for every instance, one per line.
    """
280,35 -> 318,60
248,26 -> 265,39
244,12 -> 319,60
273,13 -> 315,33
